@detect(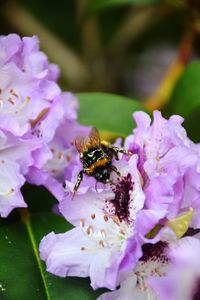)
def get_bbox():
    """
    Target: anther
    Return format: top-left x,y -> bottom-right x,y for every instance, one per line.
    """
99,240 -> 105,247
80,218 -> 85,228
66,154 -> 72,162
104,214 -> 109,222
81,247 -> 85,251
113,215 -> 120,225
0,99 -> 3,108
100,229 -> 106,238
57,151 -> 63,160
9,89 -> 19,98
87,225 -> 94,235
120,229 -> 125,235
91,213 -> 95,219
0,188 -> 14,196
8,98 -> 15,105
